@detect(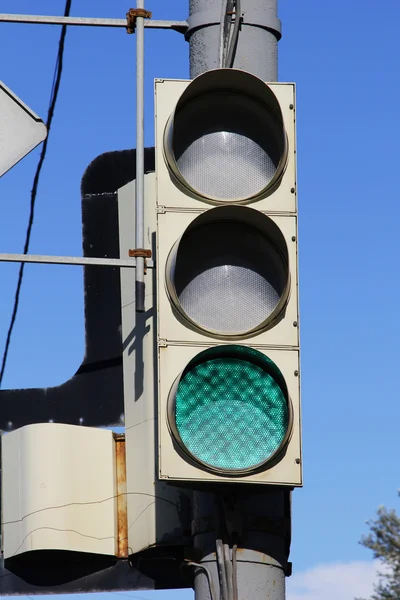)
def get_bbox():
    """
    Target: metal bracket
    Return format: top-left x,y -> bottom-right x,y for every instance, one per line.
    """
126,8 -> 152,34
0,252 -> 155,269
185,8 -> 281,40
129,248 -> 152,273
128,248 -> 152,258
0,13 -> 187,32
